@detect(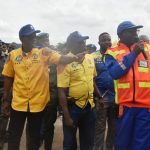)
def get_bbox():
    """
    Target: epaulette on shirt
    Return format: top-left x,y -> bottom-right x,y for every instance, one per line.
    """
105,45 -> 122,57
91,50 -> 104,64
92,50 -> 102,59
